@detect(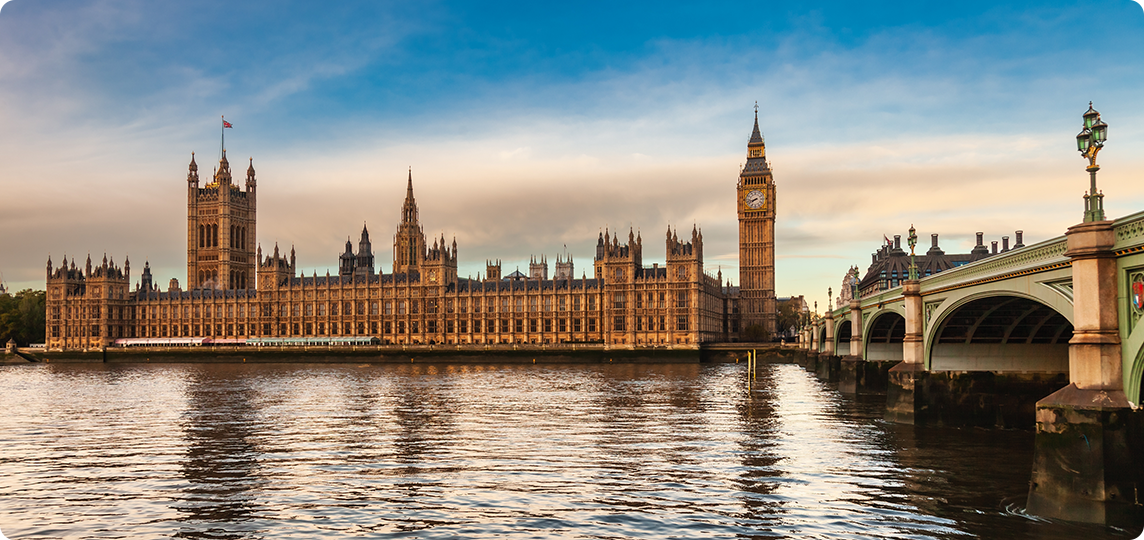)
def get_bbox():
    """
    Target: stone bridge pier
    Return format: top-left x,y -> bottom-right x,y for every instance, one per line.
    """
797,208 -> 1144,526
1026,220 -> 1143,525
